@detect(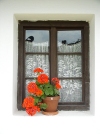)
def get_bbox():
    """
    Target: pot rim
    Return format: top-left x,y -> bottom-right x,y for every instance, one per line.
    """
44,95 -> 60,100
